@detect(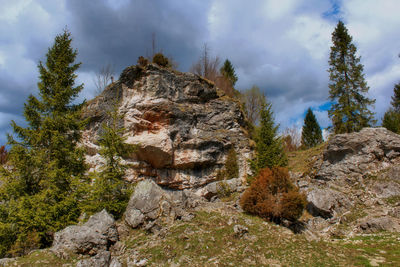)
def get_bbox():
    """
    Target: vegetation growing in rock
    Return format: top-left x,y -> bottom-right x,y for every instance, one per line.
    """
301,108 -> 323,149
0,29 -> 87,256
152,53 -> 171,68
328,21 -> 376,134
216,147 -> 239,180
82,104 -> 136,219
220,59 -> 238,86
382,82 -> 400,133
240,167 -> 306,222
250,101 -> 287,175
137,56 -> 149,67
